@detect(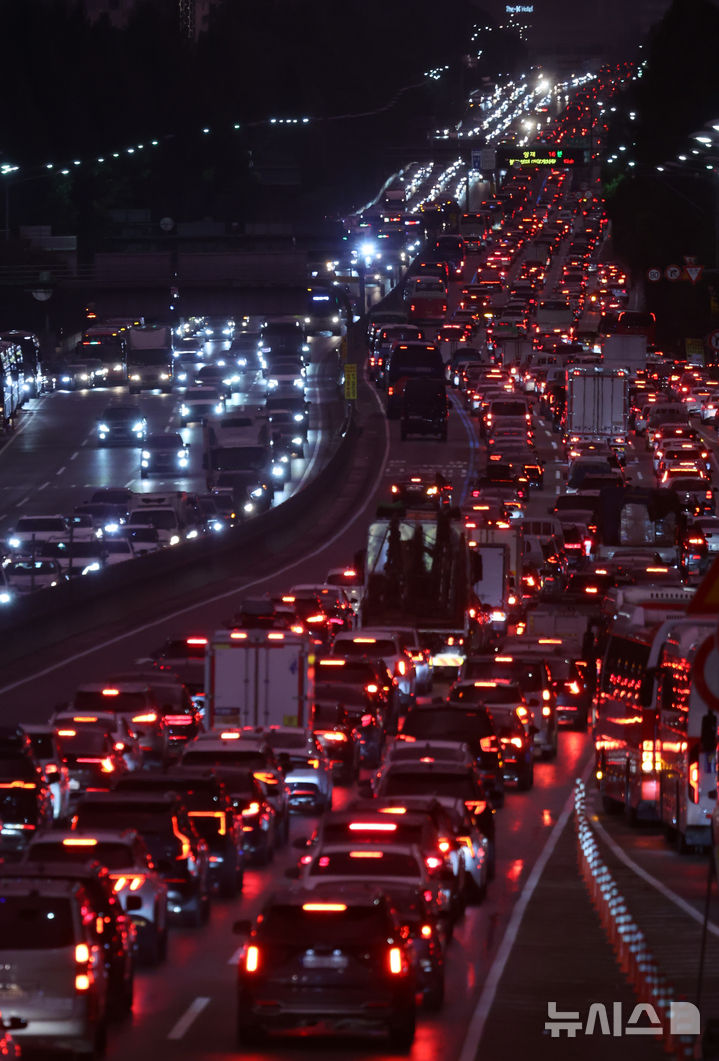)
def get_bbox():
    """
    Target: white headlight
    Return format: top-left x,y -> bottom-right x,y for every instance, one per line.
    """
251,488 -> 264,499
293,412 -> 304,422
8,537 -> 19,549
170,535 -> 181,546
243,502 -> 255,514
141,450 -> 150,460
0,592 -> 11,604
